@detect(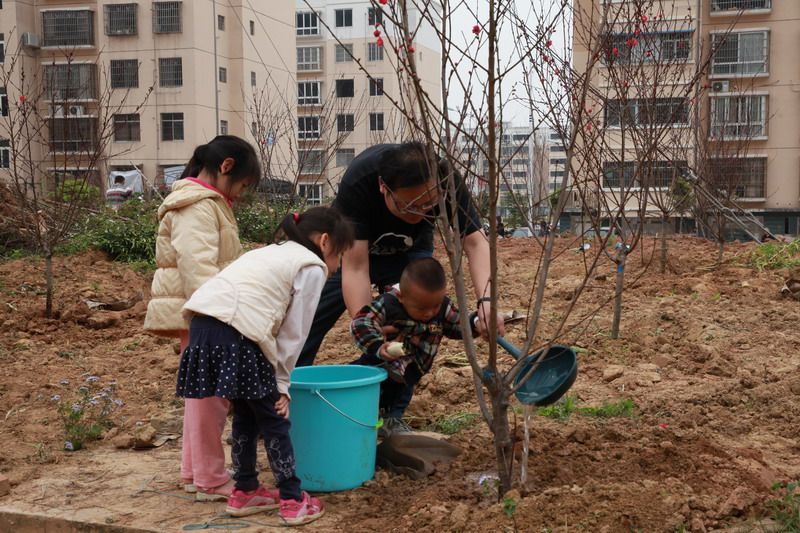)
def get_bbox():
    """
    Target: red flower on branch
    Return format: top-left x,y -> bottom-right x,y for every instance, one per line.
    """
407,45 -> 415,53
546,39 -> 553,48
19,95 -> 27,104
626,37 -> 638,48
379,0 -> 388,4
611,47 -> 619,57
641,15 -> 648,22
373,29 -> 381,37
376,37 -> 384,47
554,68 -> 560,75
472,24 -> 480,35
